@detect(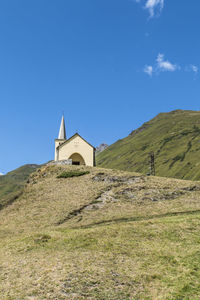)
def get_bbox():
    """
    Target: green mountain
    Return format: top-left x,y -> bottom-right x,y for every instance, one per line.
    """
96,110 -> 200,180
0,164 -> 39,208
